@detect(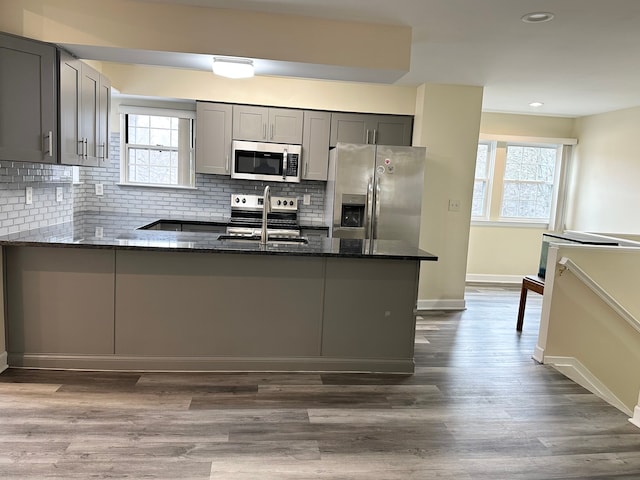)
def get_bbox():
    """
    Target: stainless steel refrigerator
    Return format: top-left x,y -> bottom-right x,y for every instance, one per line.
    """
324,143 -> 426,247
